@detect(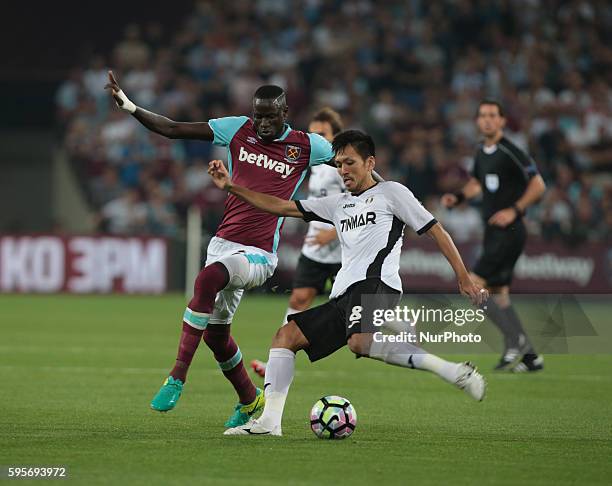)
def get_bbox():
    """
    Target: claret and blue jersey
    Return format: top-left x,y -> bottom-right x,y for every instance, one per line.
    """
208,116 -> 334,253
